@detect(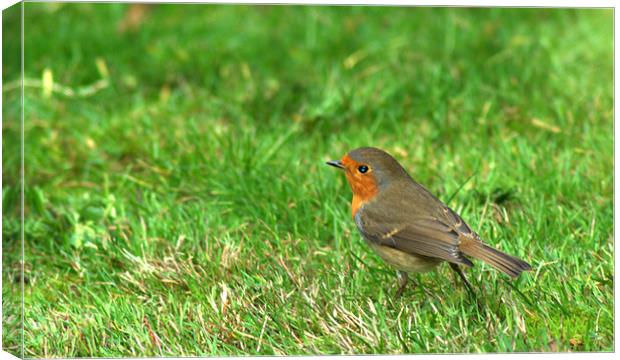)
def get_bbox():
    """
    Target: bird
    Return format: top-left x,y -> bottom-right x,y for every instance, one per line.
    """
326,147 -> 531,297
